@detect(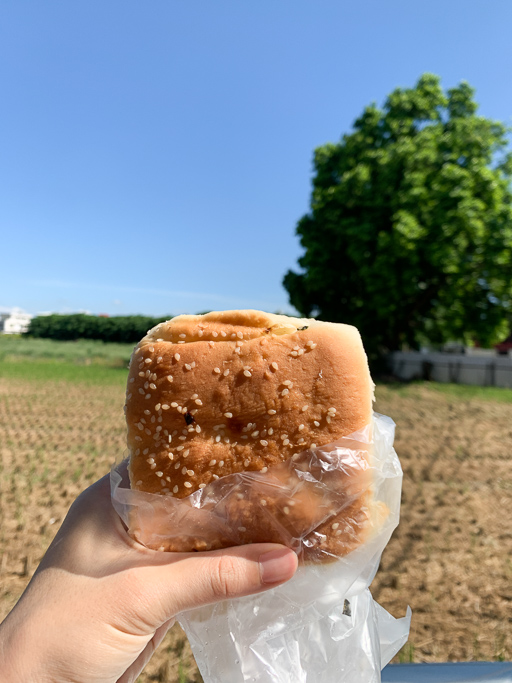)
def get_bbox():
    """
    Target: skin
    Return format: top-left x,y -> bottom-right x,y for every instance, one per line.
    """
0,475 -> 298,683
